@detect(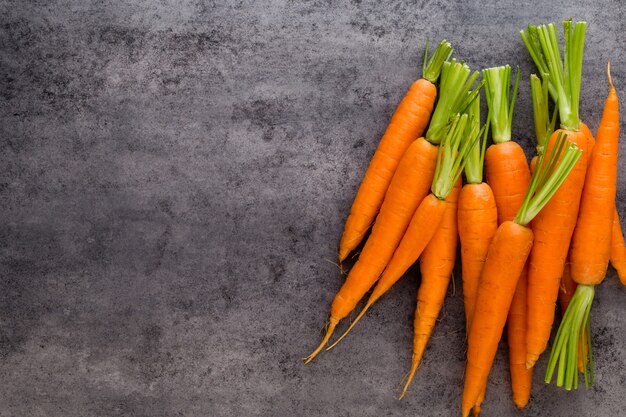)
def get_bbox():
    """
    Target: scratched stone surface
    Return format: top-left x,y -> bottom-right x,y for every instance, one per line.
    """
1,1 -> 625,416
